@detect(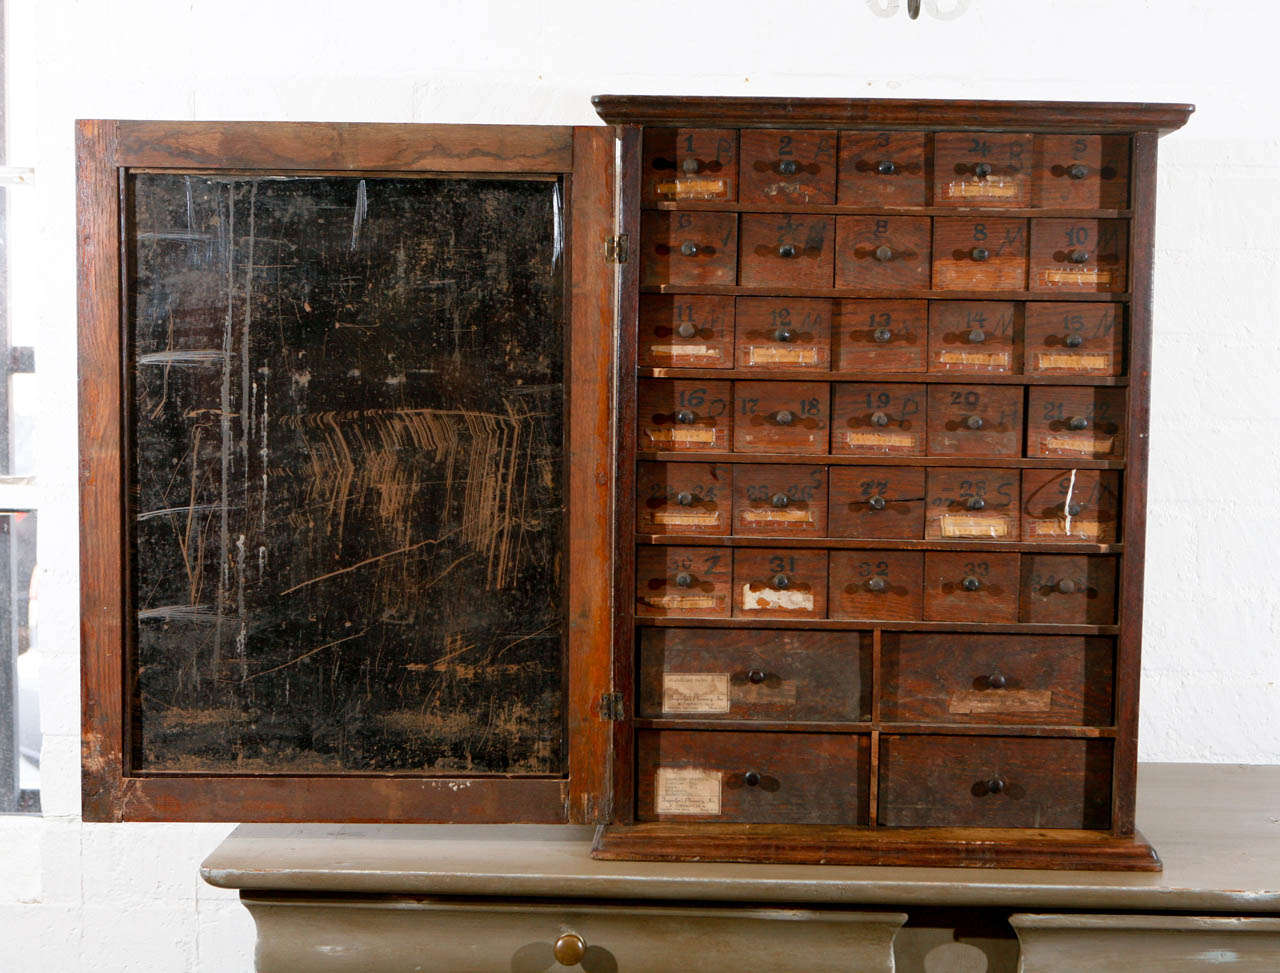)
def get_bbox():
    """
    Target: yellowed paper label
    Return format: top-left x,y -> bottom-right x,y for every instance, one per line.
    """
843,430 -> 916,449
662,673 -> 731,714
655,767 -> 722,815
742,508 -> 812,524
949,689 -> 1053,714
1036,352 -> 1112,372
1027,518 -> 1104,540
641,594 -> 720,611
648,426 -> 716,446
940,514 -> 1011,538
655,177 -> 727,199
741,585 -> 814,612
649,343 -> 717,358
945,178 -> 1019,199
1044,434 -> 1115,455
937,350 -> 1011,368
747,345 -> 819,366
652,509 -> 721,528
1039,268 -> 1114,288
739,681 -> 798,705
